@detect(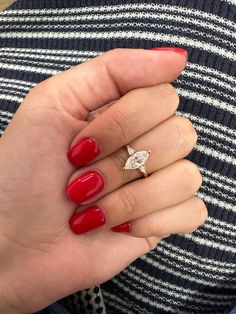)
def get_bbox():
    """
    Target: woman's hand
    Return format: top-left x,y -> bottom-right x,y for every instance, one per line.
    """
0,48 -> 207,313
